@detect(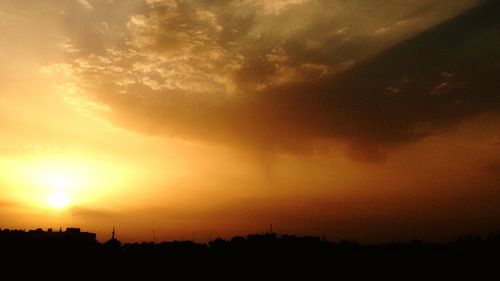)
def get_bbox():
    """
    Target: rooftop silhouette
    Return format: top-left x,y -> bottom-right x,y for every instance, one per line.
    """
1,226 -> 499,276
0,227 -> 96,242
